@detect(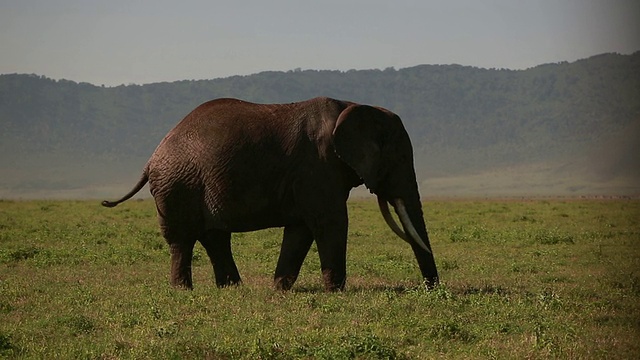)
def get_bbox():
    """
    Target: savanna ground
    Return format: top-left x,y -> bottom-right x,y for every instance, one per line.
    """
0,198 -> 638,359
